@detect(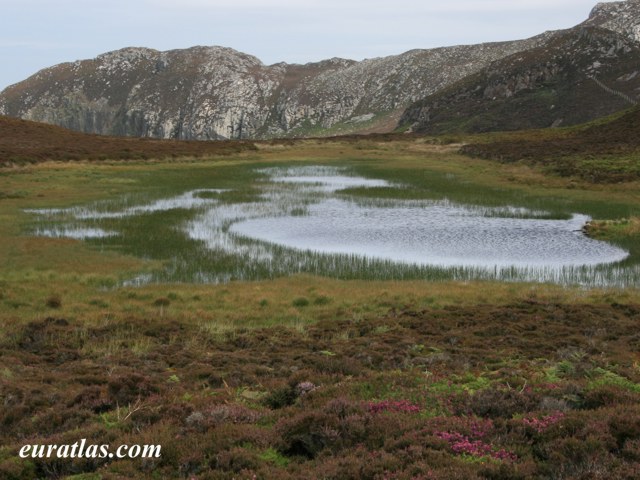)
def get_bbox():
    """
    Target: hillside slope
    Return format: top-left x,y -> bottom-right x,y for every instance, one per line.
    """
460,106 -> 640,181
399,27 -> 640,134
399,0 -> 640,134
0,116 -> 255,165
